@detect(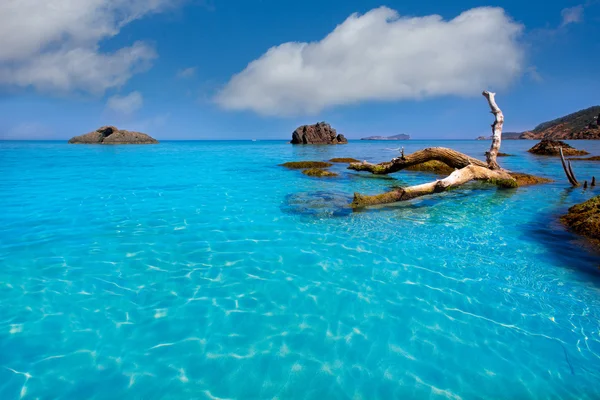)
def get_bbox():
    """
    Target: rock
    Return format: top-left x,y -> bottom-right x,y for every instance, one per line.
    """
280,161 -> 333,169
68,126 -> 158,144
476,136 -> 491,140
291,122 -> 347,145
561,195 -> 600,248
569,156 -> 600,161
404,161 -> 455,174
527,139 -> 589,156
329,158 -> 361,163
508,173 -> 552,186
302,168 -> 338,177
